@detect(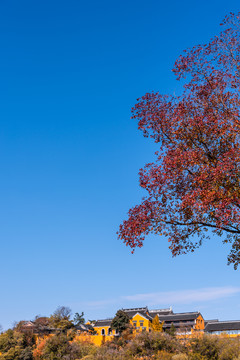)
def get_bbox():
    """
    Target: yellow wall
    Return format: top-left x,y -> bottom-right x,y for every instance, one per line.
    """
130,313 -> 151,332
92,313 -> 205,343
94,325 -> 118,336
210,332 -> 240,338
93,313 -> 151,344
194,315 -> 205,331
93,325 -> 117,346
92,334 -> 107,346
75,332 -> 111,346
